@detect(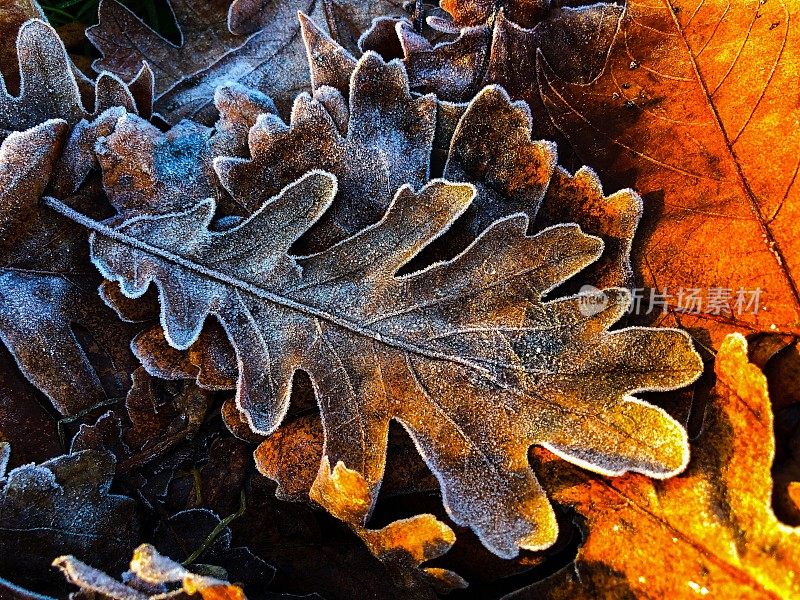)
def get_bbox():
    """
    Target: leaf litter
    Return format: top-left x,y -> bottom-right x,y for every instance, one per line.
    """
0,0 -> 797,597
